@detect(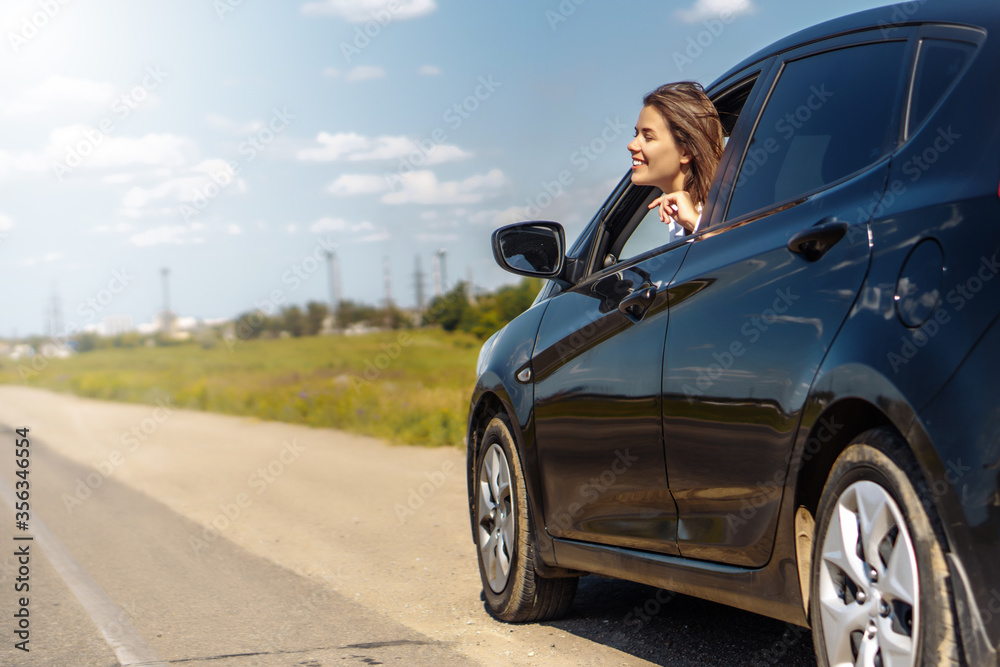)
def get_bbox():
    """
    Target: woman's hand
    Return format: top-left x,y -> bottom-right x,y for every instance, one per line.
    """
649,190 -> 699,232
